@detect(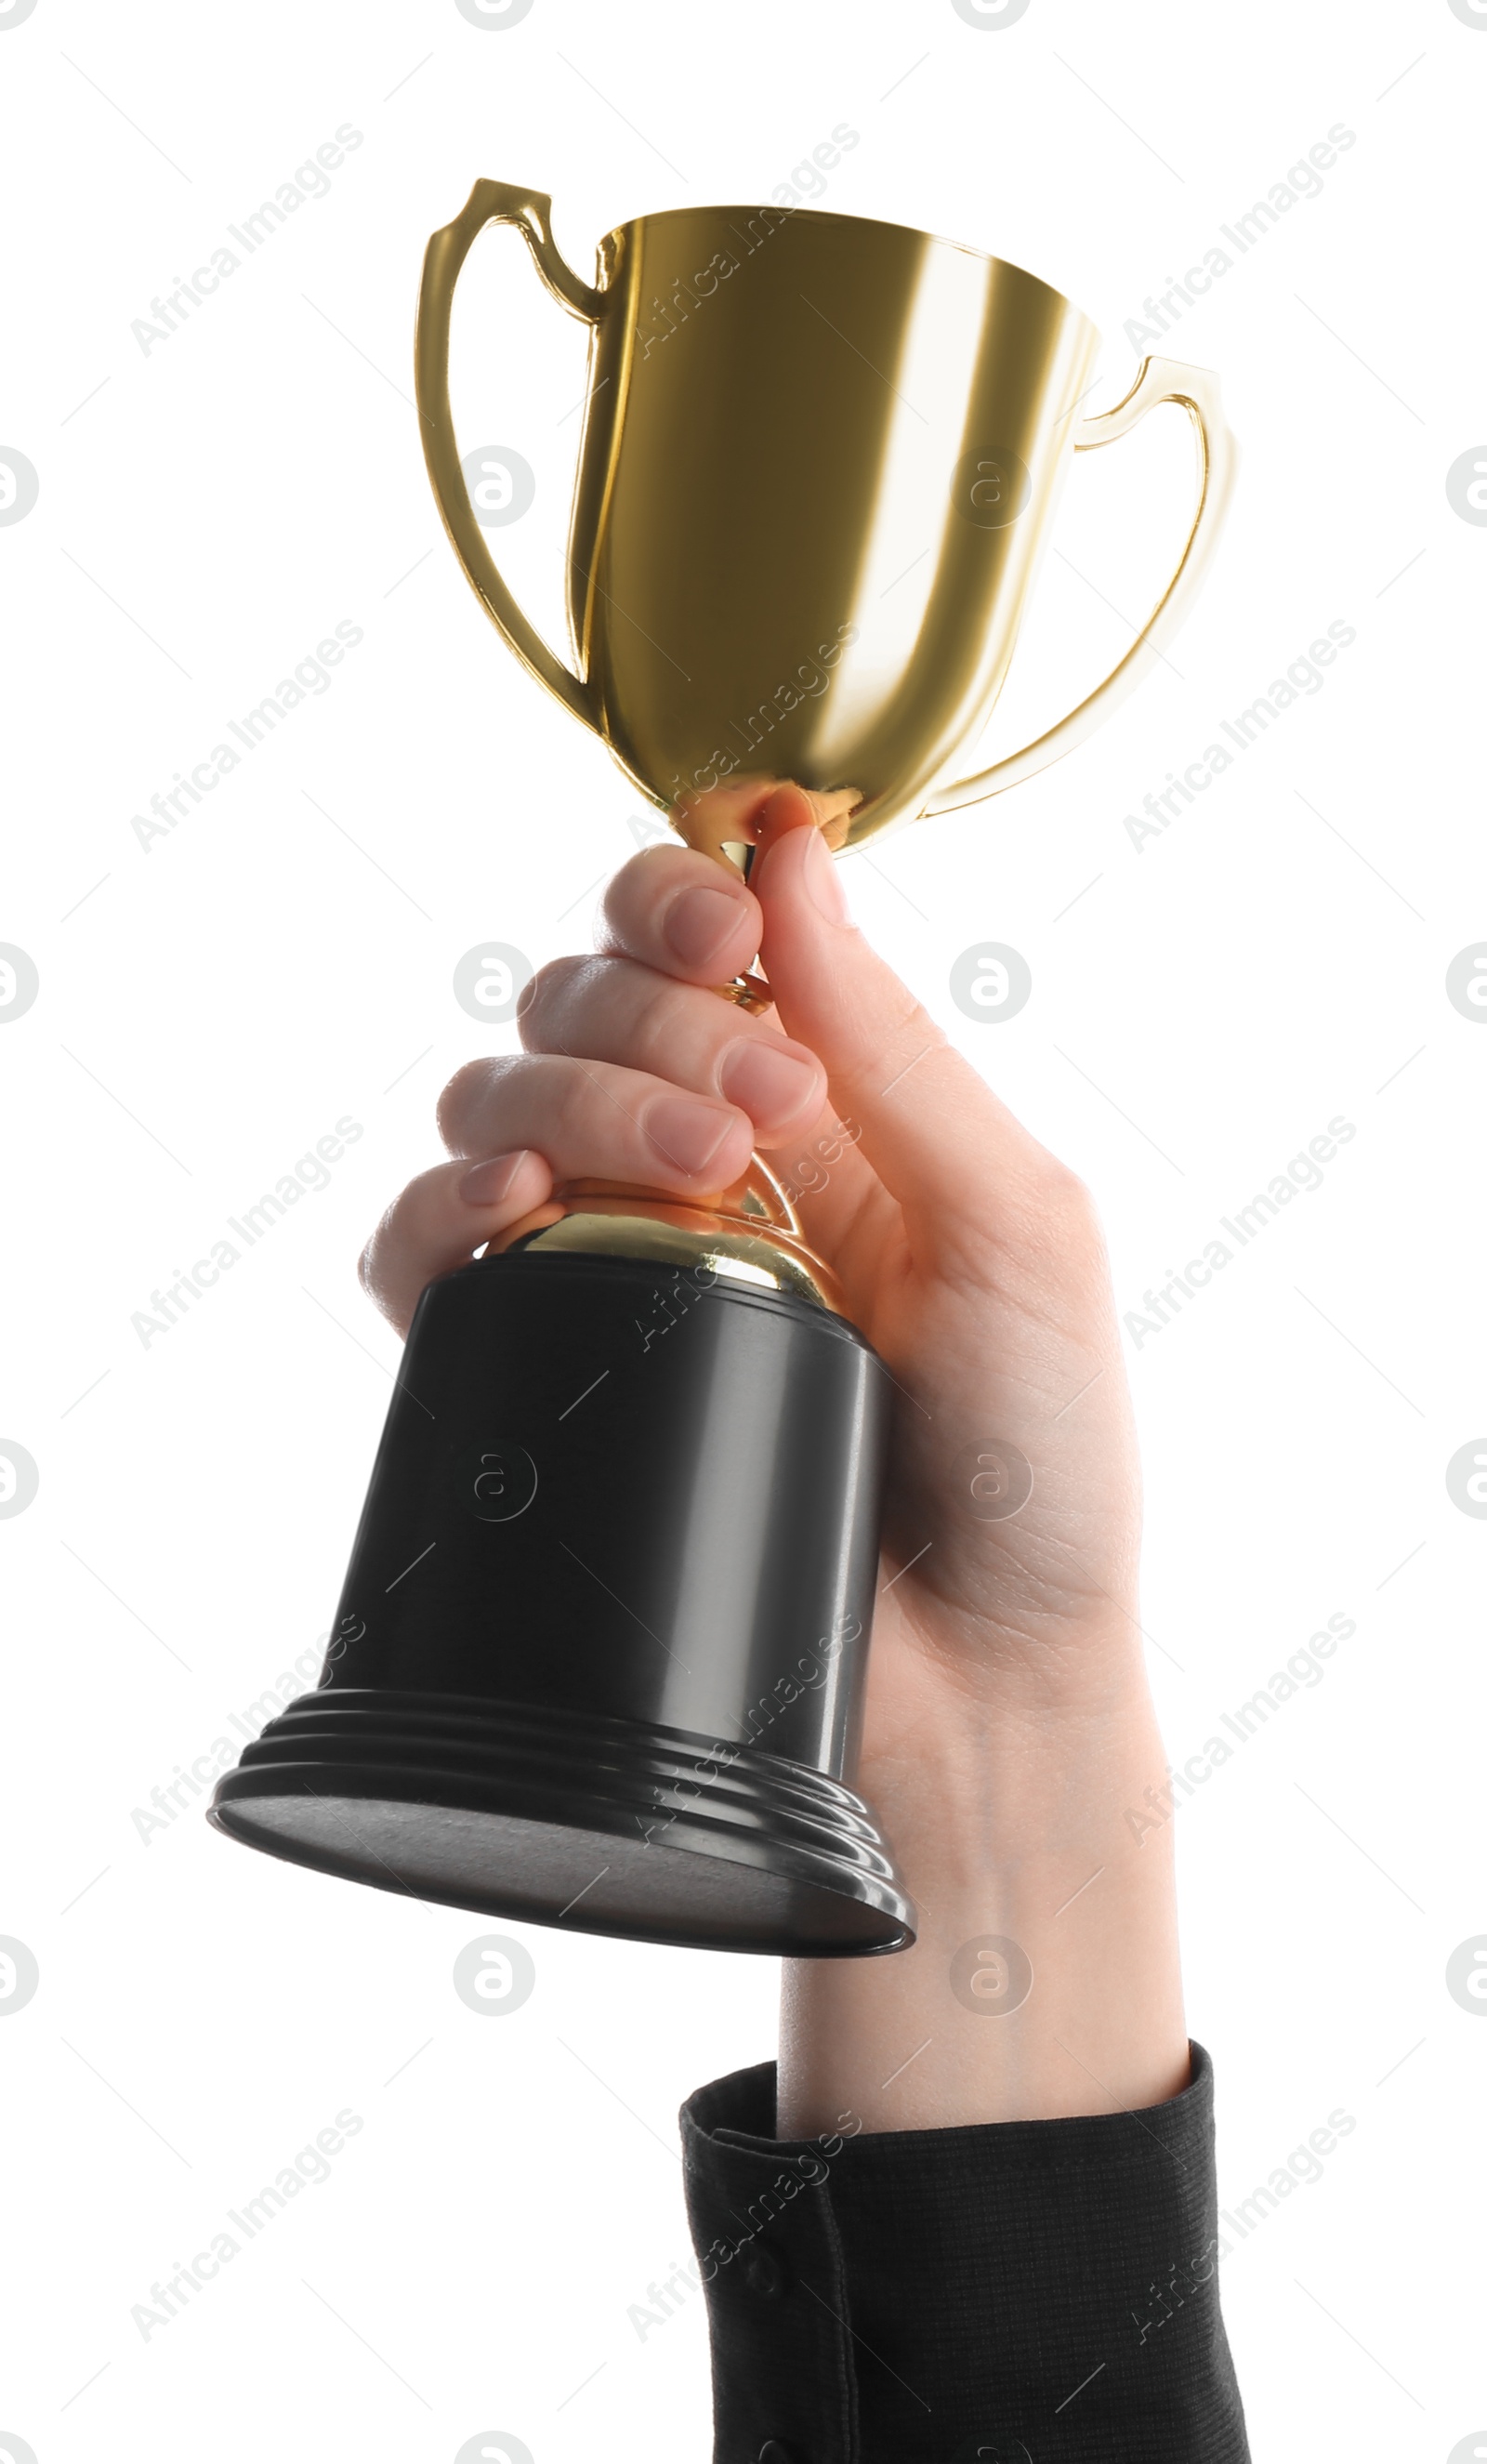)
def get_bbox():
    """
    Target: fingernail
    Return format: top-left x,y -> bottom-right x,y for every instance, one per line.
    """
663,882 -> 748,968
718,1037 -> 822,1131
644,1094 -> 737,1176
801,824 -> 851,925
460,1151 -> 532,1206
